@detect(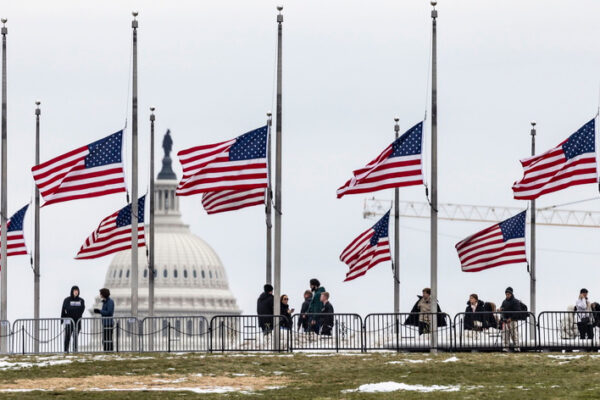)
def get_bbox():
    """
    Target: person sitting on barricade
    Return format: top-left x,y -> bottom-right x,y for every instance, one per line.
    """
404,288 -> 446,335
318,292 -> 334,336
575,288 -> 593,340
464,294 -> 498,332
257,284 -> 274,334
499,287 -> 526,352
93,288 -> 114,352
